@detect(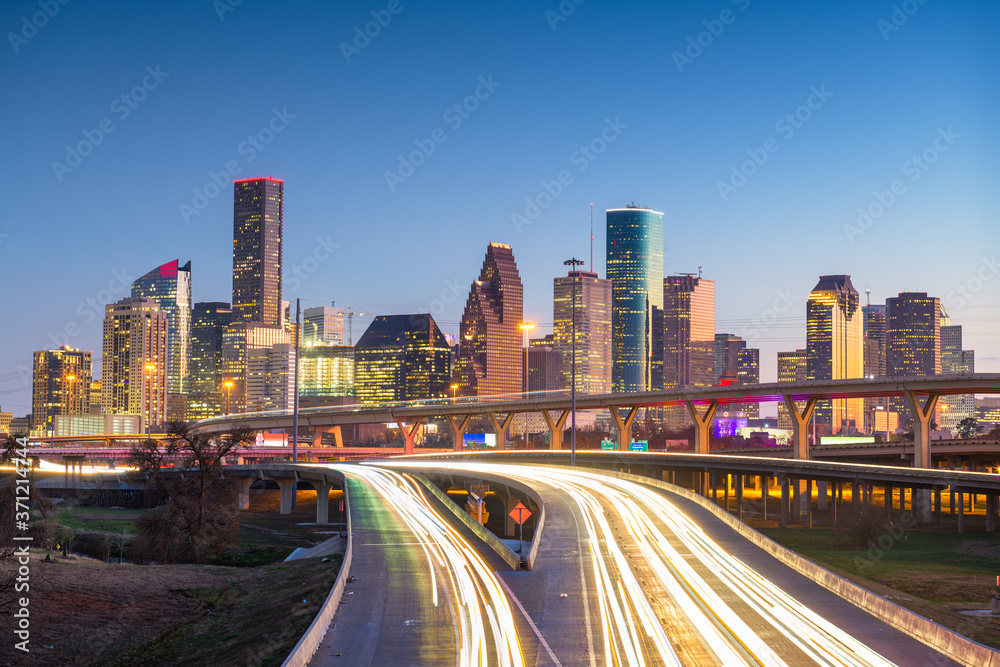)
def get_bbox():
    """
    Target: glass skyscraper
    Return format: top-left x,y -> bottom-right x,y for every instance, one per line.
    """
553,270 -> 612,395
233,177 -> 283,327
806,275 -> 864,433
355,314 -> 450,403
131,259 -> 192,396
32,346 -> 92,434
188,302 -> 233,419
606,206 -> 663,393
